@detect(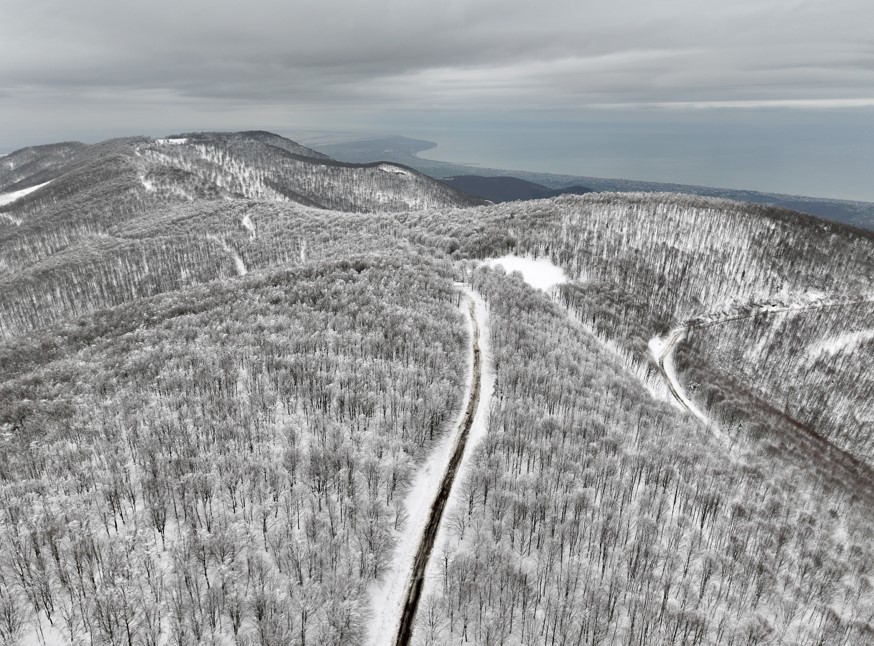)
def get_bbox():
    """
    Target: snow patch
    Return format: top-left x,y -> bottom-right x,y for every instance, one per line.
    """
378,164 -> 410,176
241,213 -> 256,239
0,180 -> 52,206
809,328 -> 874,359
20,612 -> 66,646
155,137 -> 188,145
207,235 -> 248,276
484,254 -> 568,292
